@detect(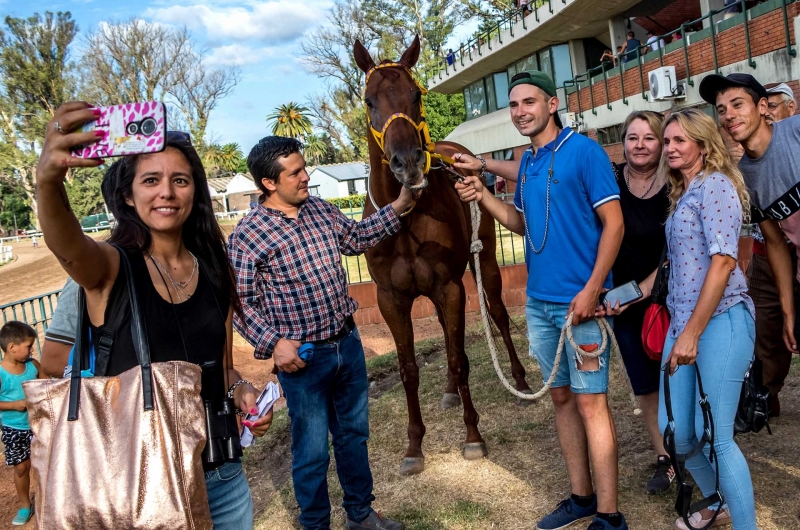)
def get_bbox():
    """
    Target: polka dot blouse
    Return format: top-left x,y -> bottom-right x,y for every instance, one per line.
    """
665,172 -> 755,338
